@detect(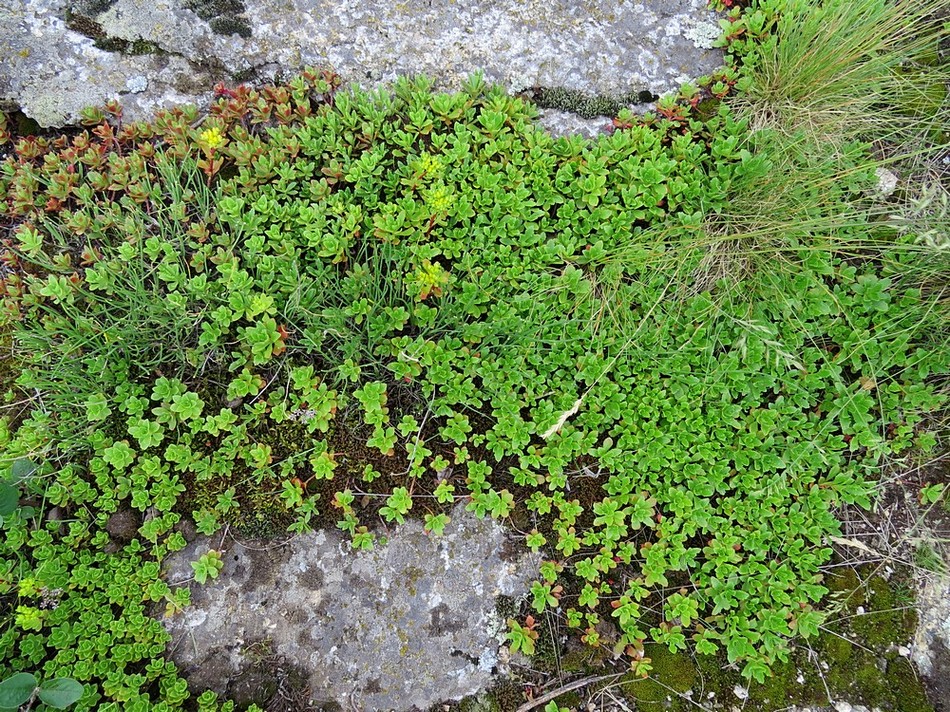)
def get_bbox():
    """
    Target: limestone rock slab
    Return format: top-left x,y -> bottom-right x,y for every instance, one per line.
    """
1,0 -> 724,128
159,505 -> 540,711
